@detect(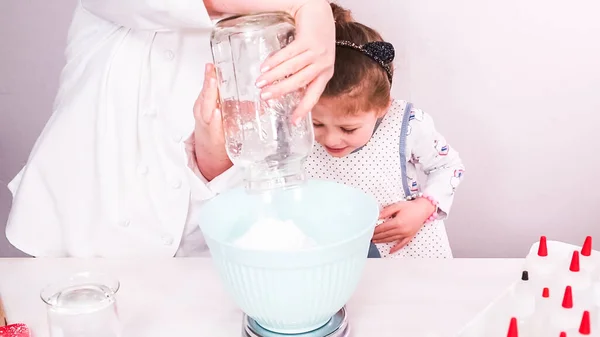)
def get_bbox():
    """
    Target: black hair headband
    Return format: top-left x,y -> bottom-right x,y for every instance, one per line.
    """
335,41 -> 395,84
